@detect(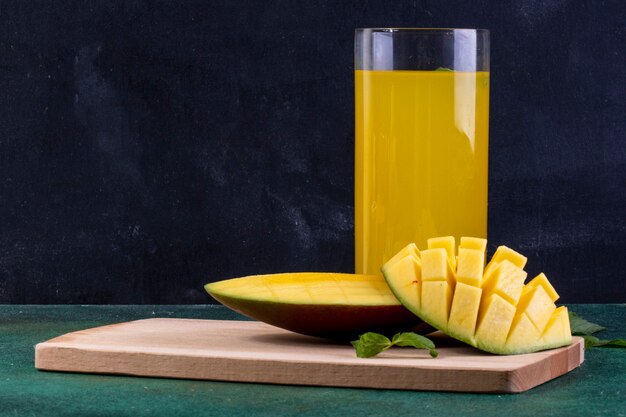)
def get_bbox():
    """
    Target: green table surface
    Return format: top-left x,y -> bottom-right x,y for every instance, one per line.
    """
0,304 -> 624,417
